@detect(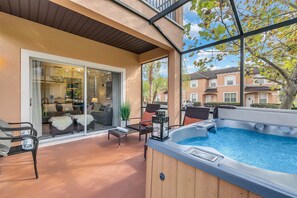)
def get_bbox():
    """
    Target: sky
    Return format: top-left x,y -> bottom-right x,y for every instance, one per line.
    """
182,2 -> 240,74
